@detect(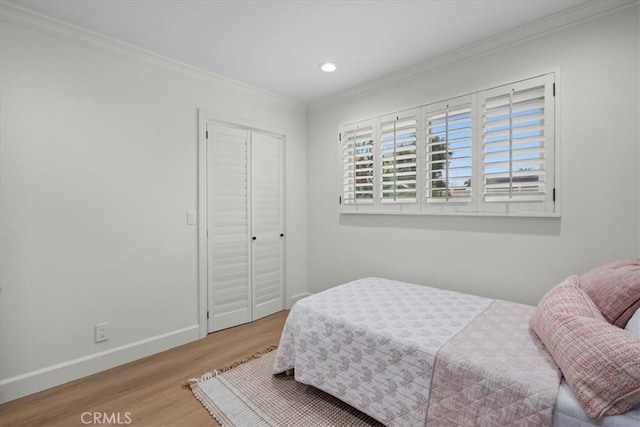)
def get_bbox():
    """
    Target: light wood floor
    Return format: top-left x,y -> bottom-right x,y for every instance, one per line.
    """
0,311 -> 288,427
